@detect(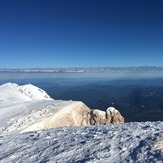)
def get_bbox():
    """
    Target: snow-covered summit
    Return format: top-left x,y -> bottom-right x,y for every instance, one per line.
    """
0,82 -> 52,107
